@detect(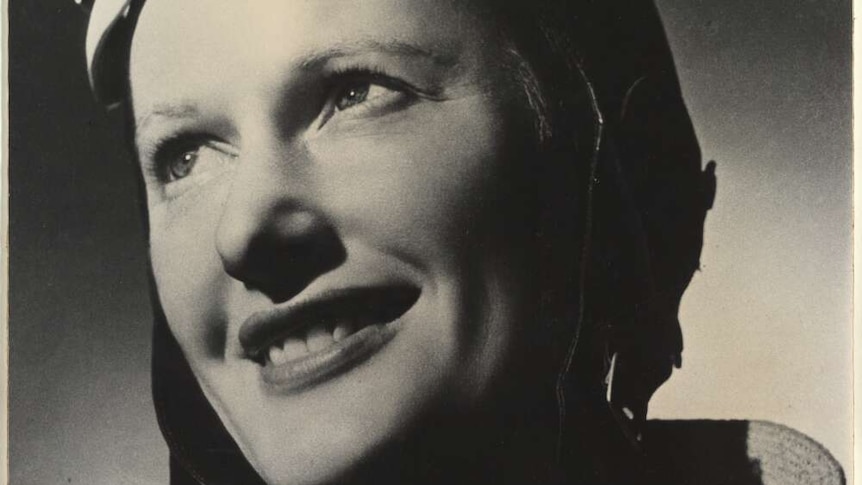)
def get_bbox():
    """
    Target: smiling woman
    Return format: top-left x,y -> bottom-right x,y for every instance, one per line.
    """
133,2 -> 556,483
45,0 -> 848,484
